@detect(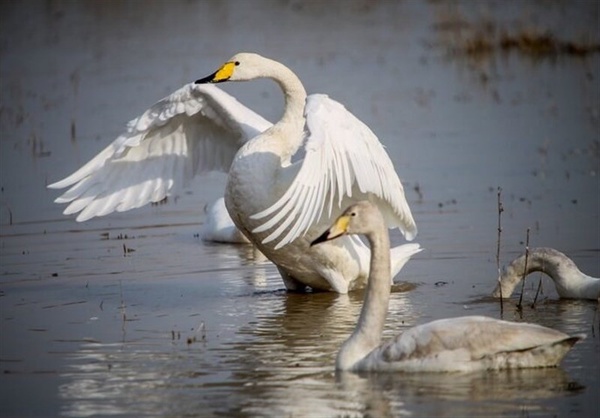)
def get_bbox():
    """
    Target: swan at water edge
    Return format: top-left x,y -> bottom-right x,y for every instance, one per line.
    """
492,247 -> 599,301
311,201 -> 584,372
48,52 -> 417,293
